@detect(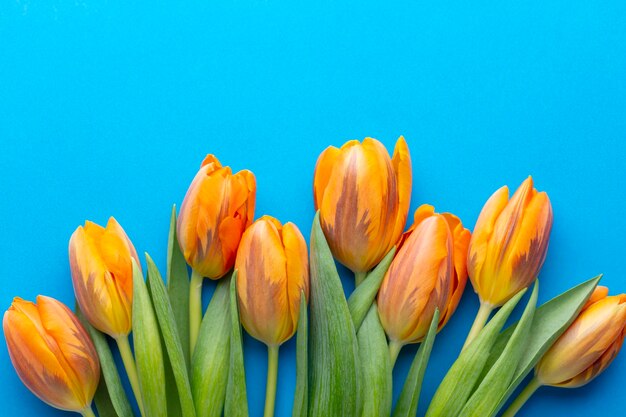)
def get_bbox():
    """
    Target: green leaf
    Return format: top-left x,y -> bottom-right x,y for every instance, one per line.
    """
425,289 -> 526,417
459,282 -> 539,417
358,303 -> 392,417
93,373 -> 119,417
292,293 -> 308,417
76,305 -> 133,417
191,277 -> 231,417
489,275 -> 602,415
224,272 -> 249,417
146,254 -> 197,417
347,247 -> 395,331
132,260 -> 167,417
308,212 -> 360,417
392,309 -> 439,417
167,205 -> 191,369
